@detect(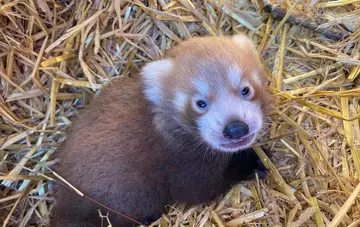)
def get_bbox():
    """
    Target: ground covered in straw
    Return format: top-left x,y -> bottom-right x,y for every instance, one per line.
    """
1,0 -> 360,226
